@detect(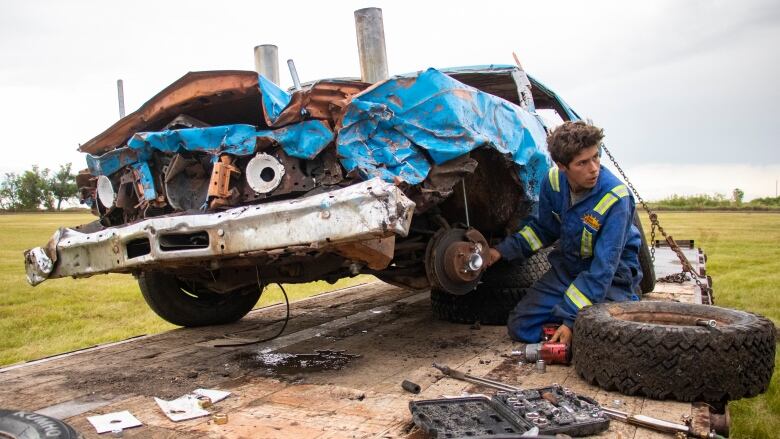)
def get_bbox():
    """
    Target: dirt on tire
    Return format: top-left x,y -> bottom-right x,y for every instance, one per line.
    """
573,301 -> 775,403
430,249 -> 552,325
